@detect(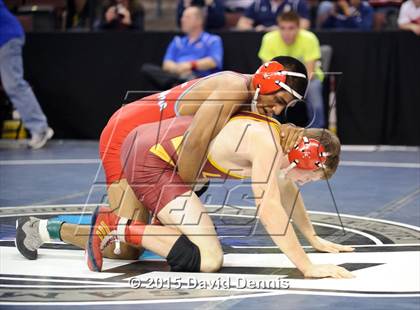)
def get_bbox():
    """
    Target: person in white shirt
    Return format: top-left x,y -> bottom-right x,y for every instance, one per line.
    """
398,0 -> 420,35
